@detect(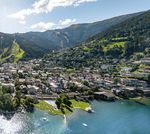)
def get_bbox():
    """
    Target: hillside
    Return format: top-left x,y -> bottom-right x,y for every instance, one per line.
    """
43,10 -> 150,68
0,12 -> 141,60
0,41 -> 25,63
